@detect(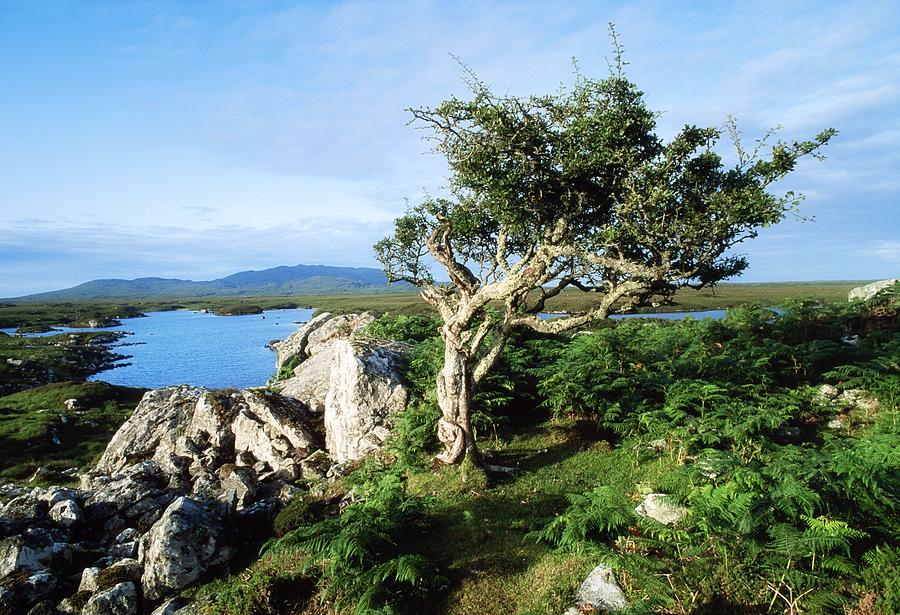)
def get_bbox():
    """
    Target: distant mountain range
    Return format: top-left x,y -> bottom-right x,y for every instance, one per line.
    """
12,264 -> 410,301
